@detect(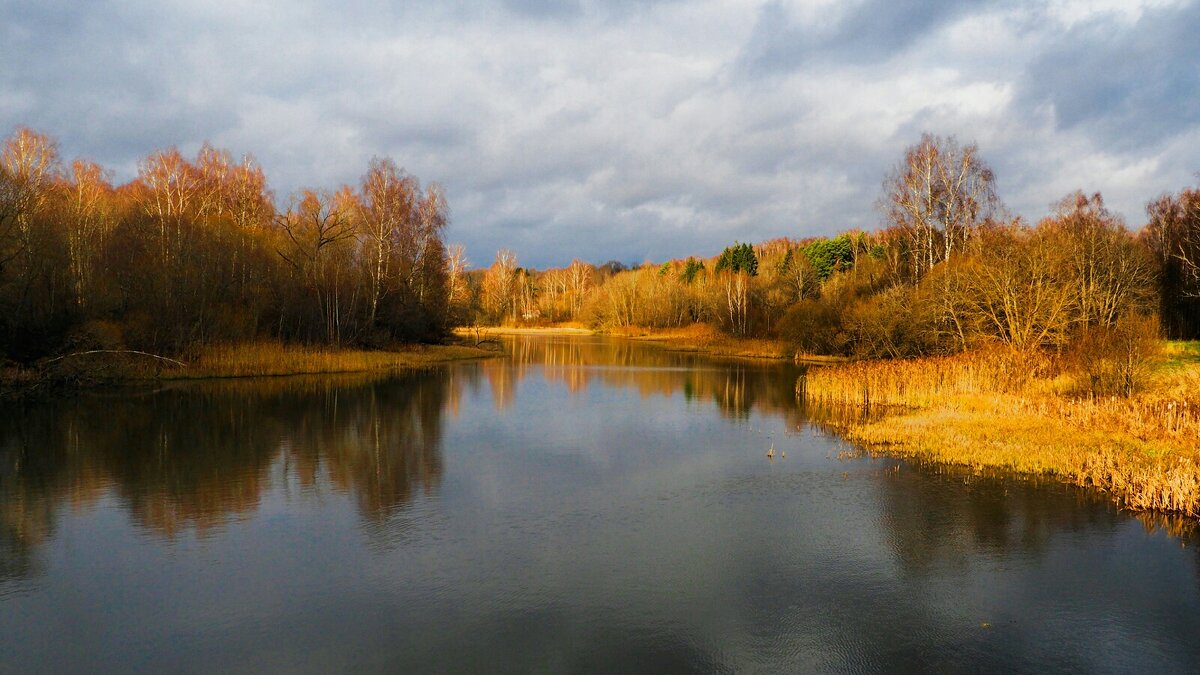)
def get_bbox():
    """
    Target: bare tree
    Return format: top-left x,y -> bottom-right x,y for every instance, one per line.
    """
1146,187 -> 1200,297
566,258 -> 591,318
276,190 -> 356,344
63,159 -> 114,308
882,133 -> 998,280
957,222 -> 1074,352
0,127 -> 62,269
482,249 -> 518,323
357,157 -> 417,327
1042,192 -> 1156,328
724,270 -> 751,336
445,243 -> 469,320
